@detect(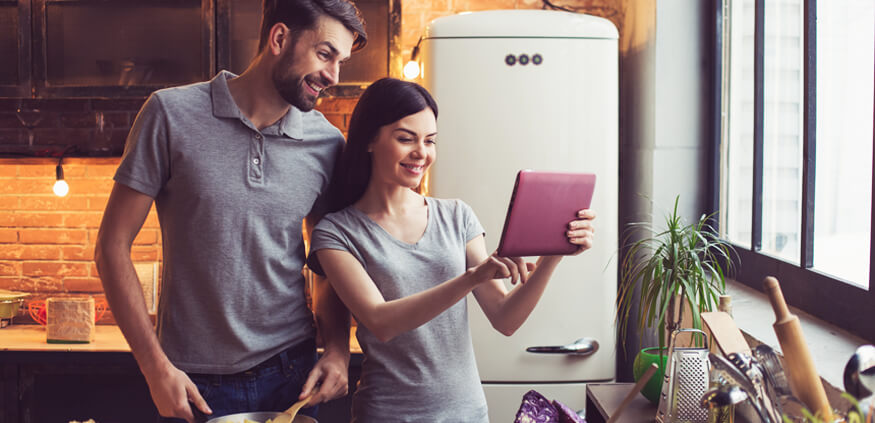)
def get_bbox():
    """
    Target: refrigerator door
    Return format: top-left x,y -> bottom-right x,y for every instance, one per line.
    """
421,13 -> 619,386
